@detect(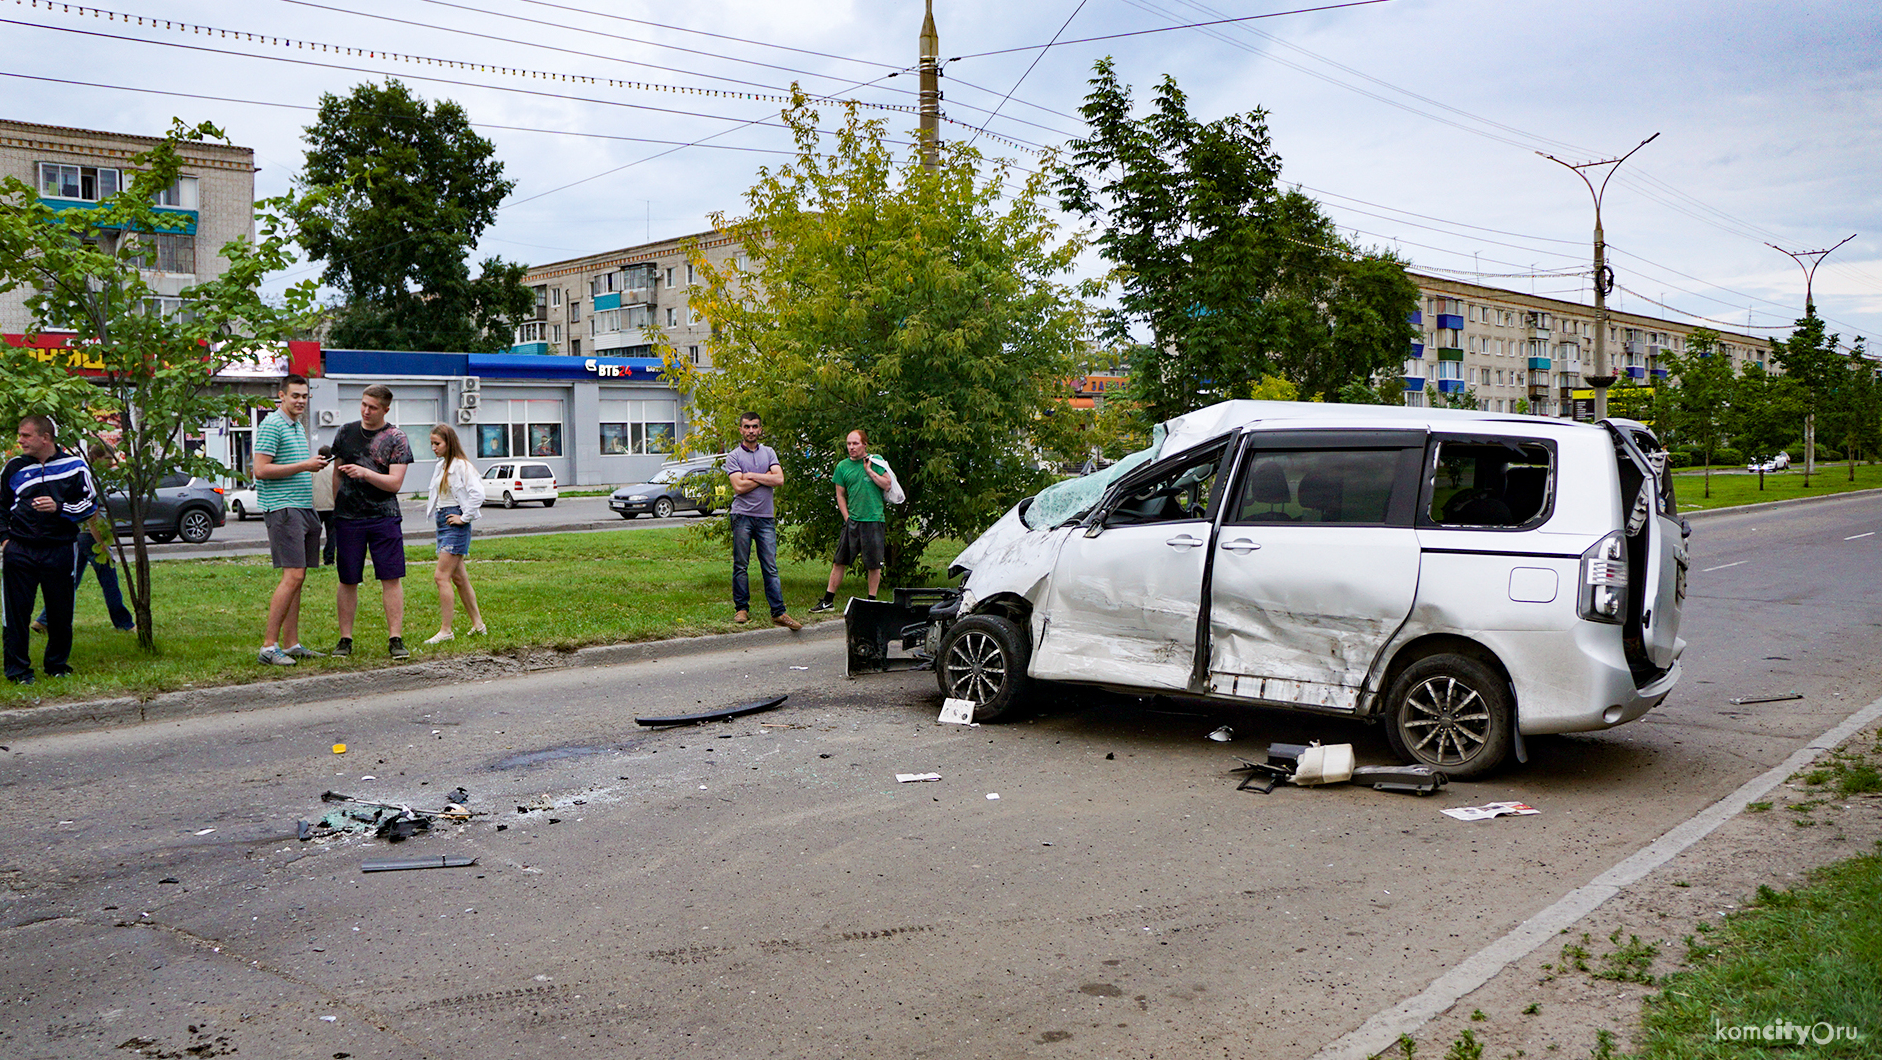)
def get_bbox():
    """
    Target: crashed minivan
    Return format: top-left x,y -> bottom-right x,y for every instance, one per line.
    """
849,401 -> 1689,778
